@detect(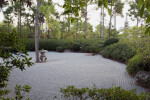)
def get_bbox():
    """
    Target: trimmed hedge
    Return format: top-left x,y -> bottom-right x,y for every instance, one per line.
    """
25,39 -> 67,51
75,39 -> 104,53
25,39 -> 104,53
56,46 -> 64,52
126,54 -> 150,76
102,42 -> 135,62
103,38 -> 119,47
71,42 -> 80,52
